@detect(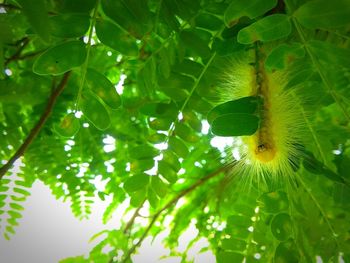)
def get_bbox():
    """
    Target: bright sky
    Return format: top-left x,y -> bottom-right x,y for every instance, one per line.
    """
0,180 -> 215,263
